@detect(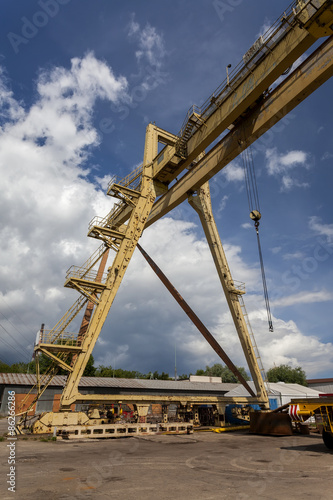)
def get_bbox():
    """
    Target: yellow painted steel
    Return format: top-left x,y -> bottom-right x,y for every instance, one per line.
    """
61,181 -> 156,407
212,425 -> 250,433
189,183 -> 269,409
290,398 -> 333,445
152,0 -> 333,184
291,398 -> 333,421
147,35 -> 333,227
